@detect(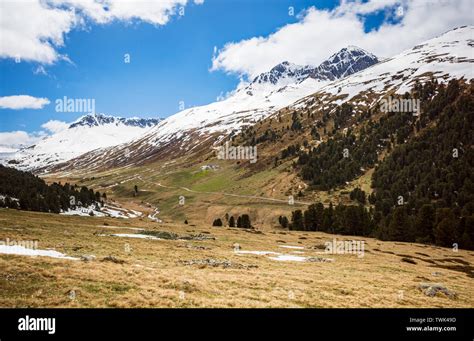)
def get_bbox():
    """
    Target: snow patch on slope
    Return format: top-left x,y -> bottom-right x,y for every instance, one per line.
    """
0,244 -> 78,260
